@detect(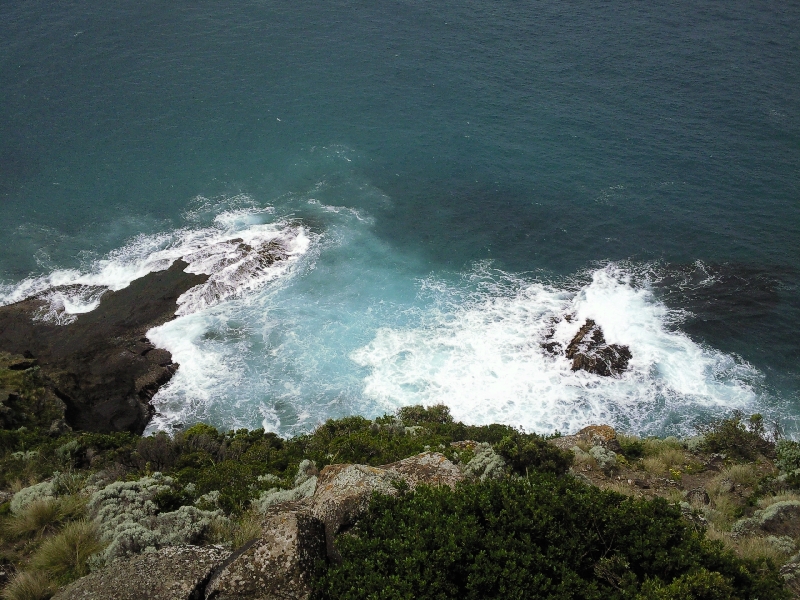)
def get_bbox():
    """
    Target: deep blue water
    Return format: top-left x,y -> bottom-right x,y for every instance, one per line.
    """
2,1 -> 799,436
